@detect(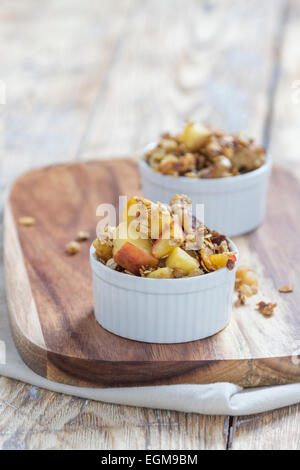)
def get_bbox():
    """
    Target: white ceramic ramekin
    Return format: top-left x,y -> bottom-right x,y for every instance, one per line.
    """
90,241 -> 238,343
138,147 -> 272,237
